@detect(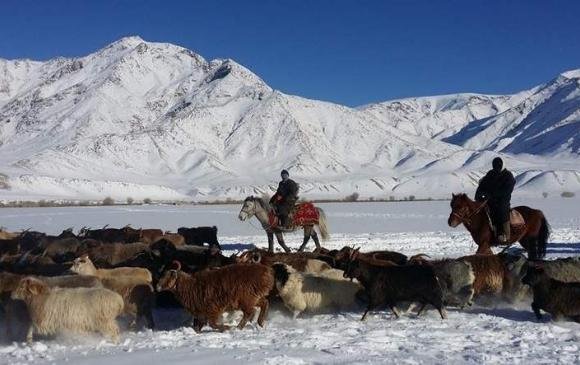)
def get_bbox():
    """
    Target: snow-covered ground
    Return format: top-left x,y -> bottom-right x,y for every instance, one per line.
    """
0,198 -> 579,364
